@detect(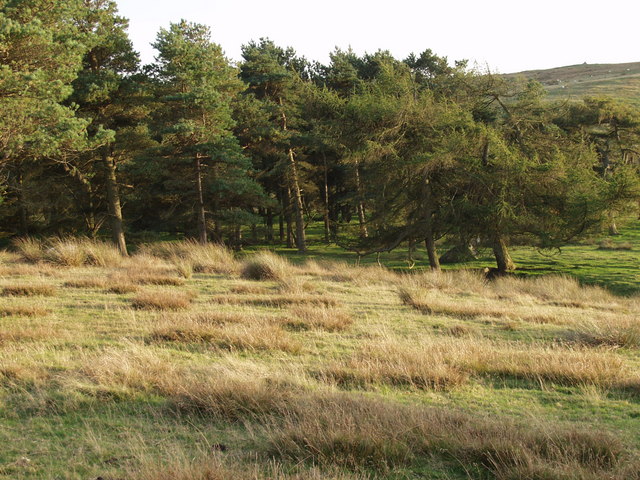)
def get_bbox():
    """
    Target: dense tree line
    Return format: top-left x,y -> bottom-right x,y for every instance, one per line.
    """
1,1 -> 639,271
